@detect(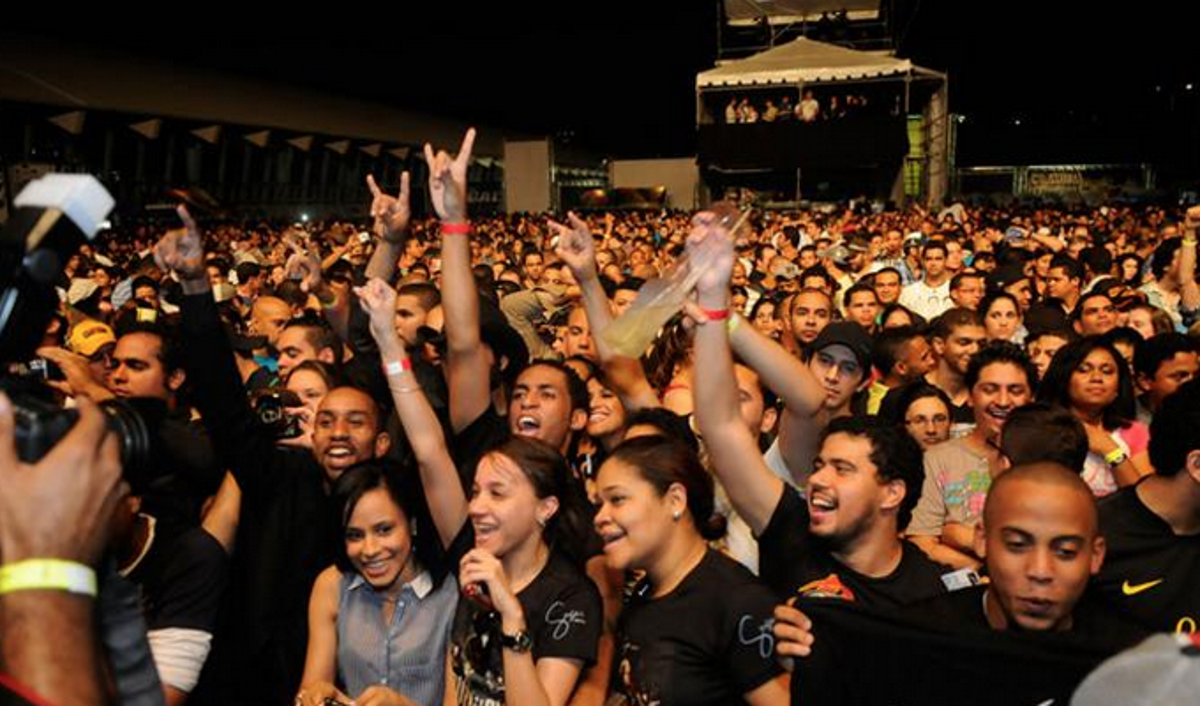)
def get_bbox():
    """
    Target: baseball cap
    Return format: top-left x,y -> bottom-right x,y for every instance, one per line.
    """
771,260 -> 803,281
986,263 -> 1029,293
1071,633 -> 1200,706
817,244 -> 852,265
810,321 -> 873,377
66,279 -> 100,306
68,320 -> 116,357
